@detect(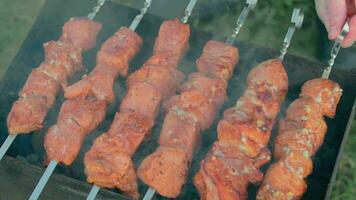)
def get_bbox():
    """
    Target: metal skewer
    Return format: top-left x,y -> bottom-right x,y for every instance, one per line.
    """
322,22 -> 350,79
278,8 -> 304,61
226,0 -> 257,44
85,1 -> 153,199
143,1 -> 257,199
29,160 -> 58,200
142,0 -> 199,199
0,0 -> 107,163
